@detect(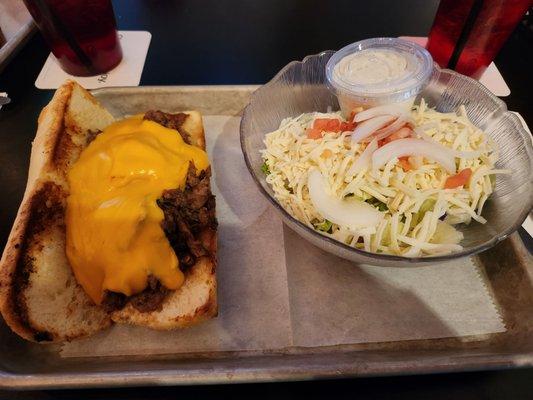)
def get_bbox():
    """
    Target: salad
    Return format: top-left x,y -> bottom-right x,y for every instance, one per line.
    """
260,101 -> 510,257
